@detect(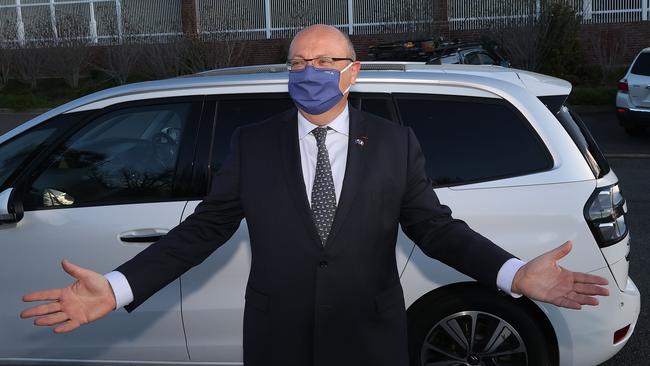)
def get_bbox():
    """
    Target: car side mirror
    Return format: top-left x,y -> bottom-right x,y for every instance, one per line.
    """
0,188 -> 24,224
